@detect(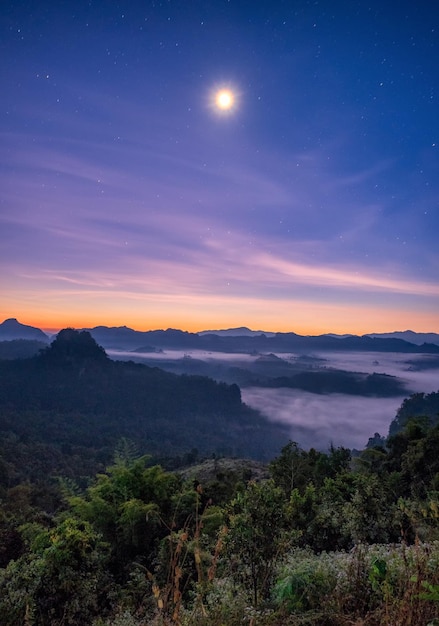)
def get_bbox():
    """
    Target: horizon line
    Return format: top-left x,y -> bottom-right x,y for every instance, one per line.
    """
2,317 -> 437,338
